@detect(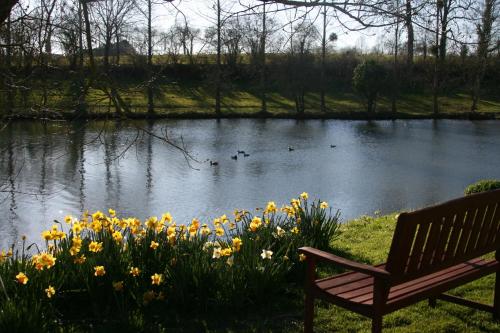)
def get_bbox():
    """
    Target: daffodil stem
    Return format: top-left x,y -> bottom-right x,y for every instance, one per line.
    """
0,273 -> 10,301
